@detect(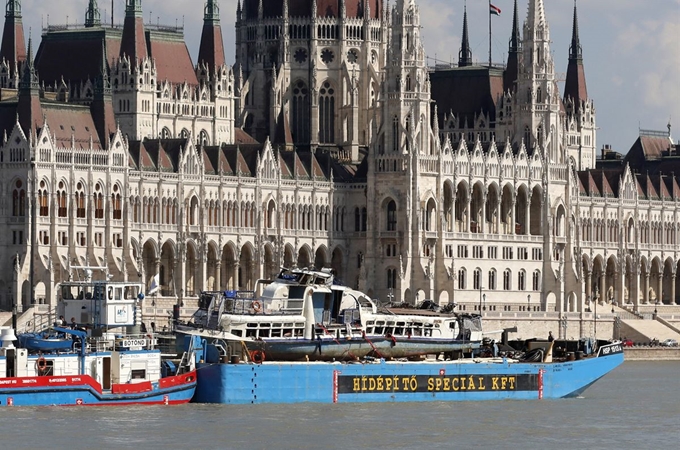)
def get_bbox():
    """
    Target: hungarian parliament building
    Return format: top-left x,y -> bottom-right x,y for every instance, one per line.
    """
1,0 -> 678,316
